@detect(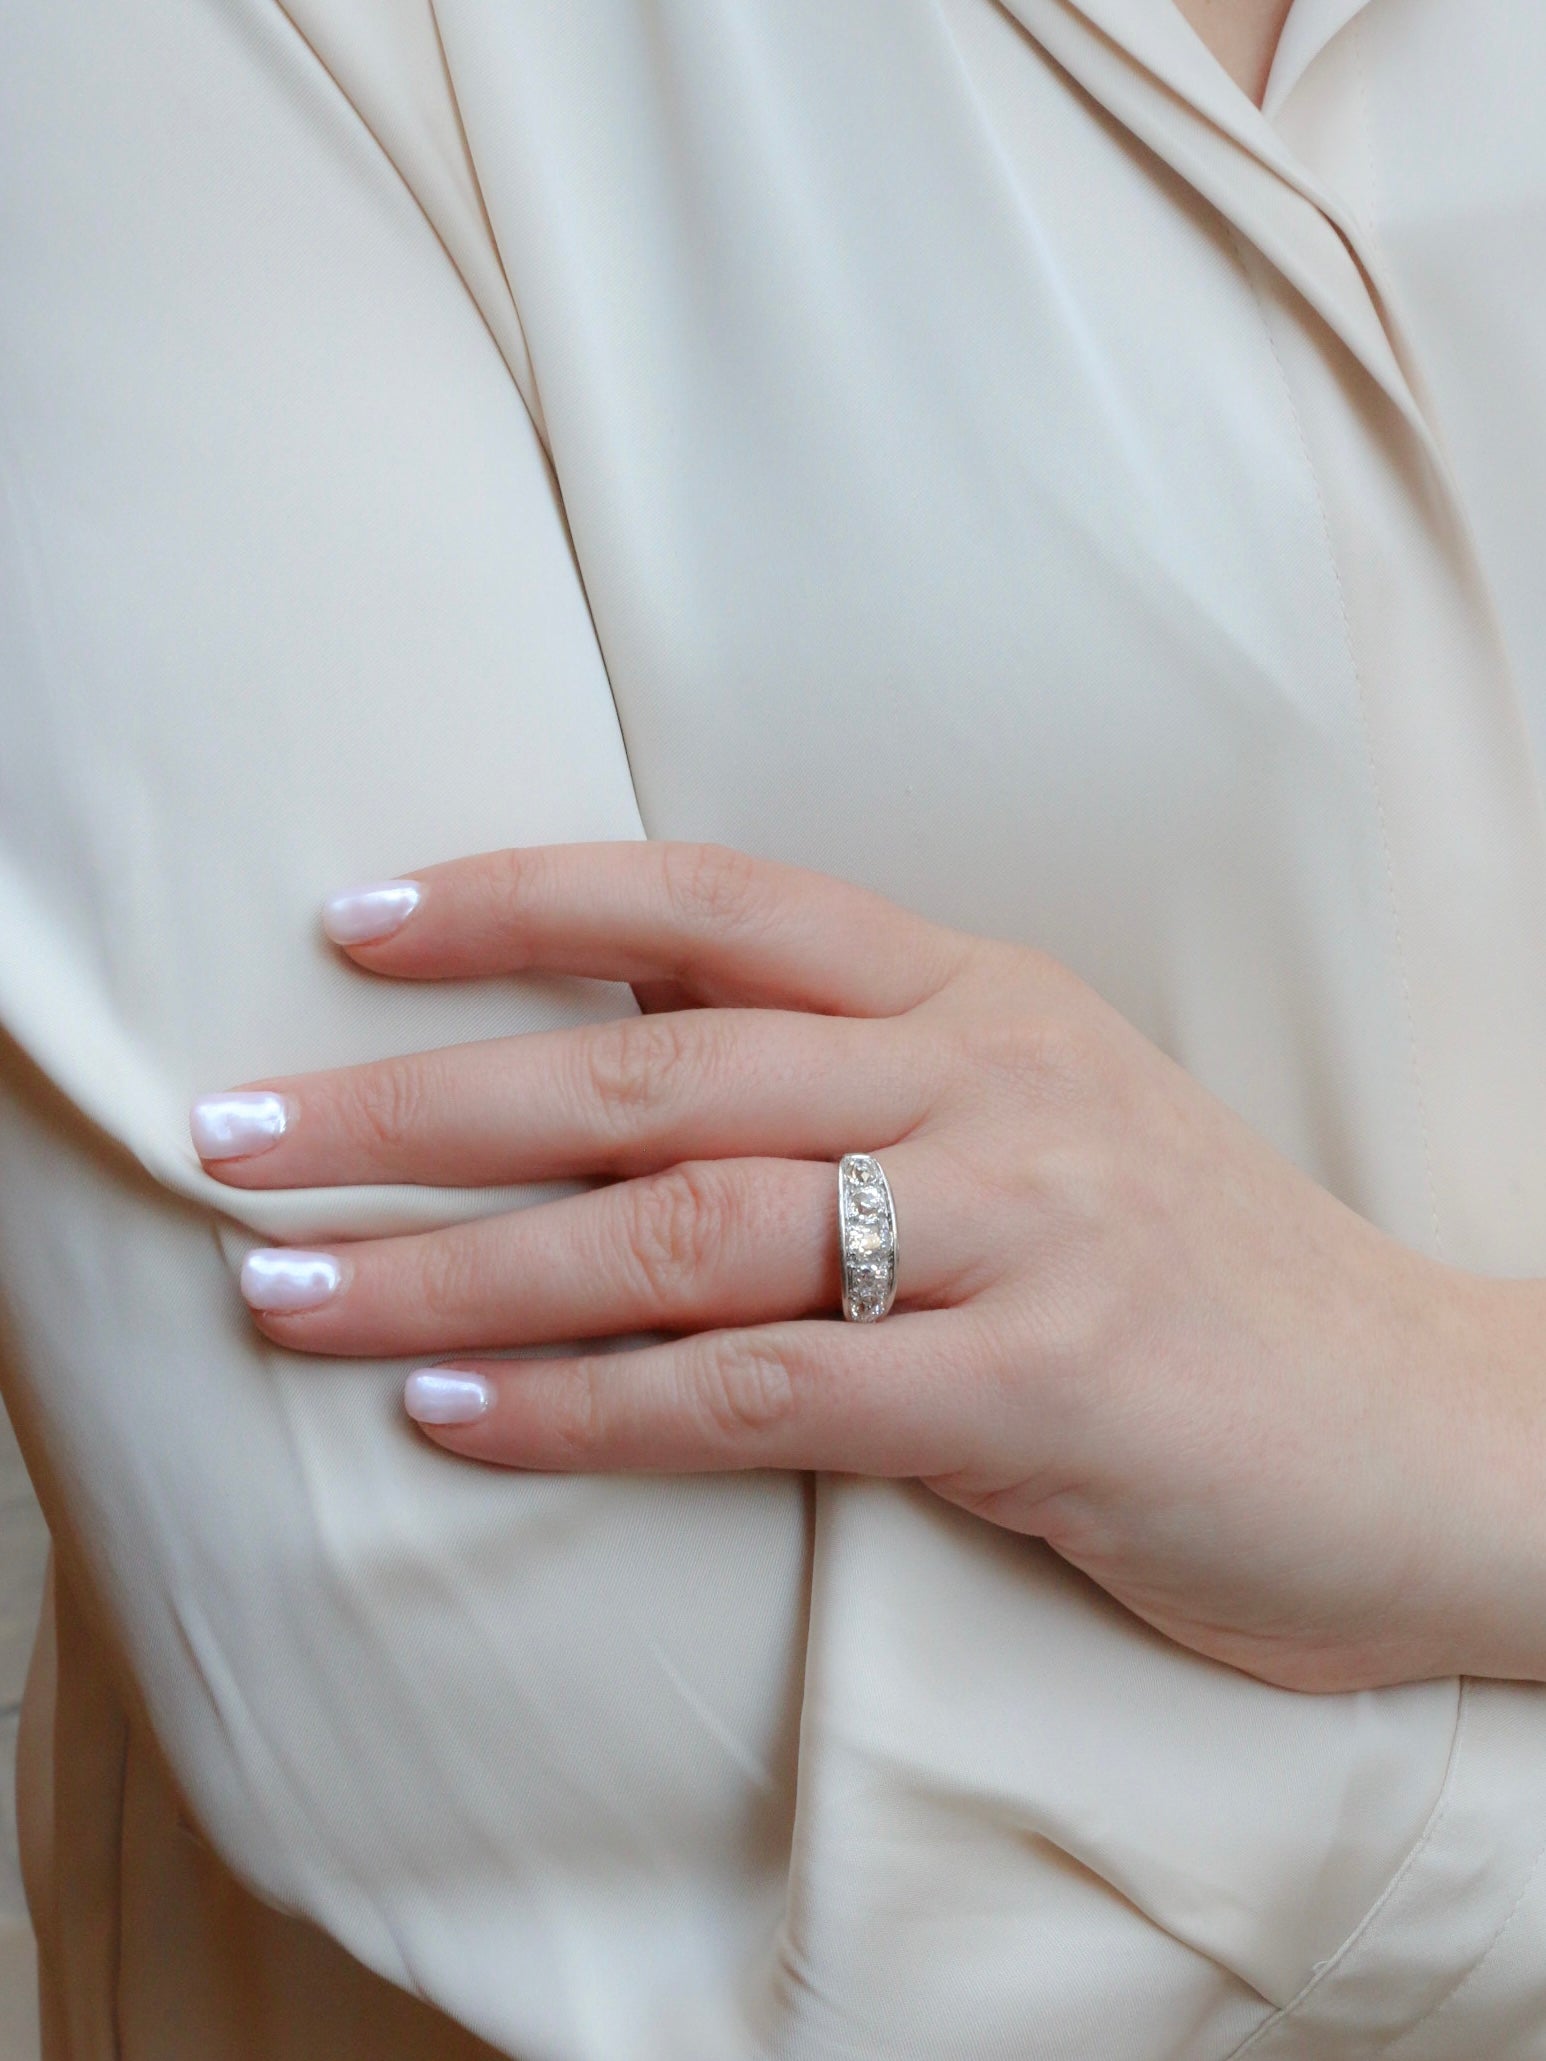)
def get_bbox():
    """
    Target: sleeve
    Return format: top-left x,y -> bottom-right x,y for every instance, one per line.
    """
0,4 -> 810,2054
